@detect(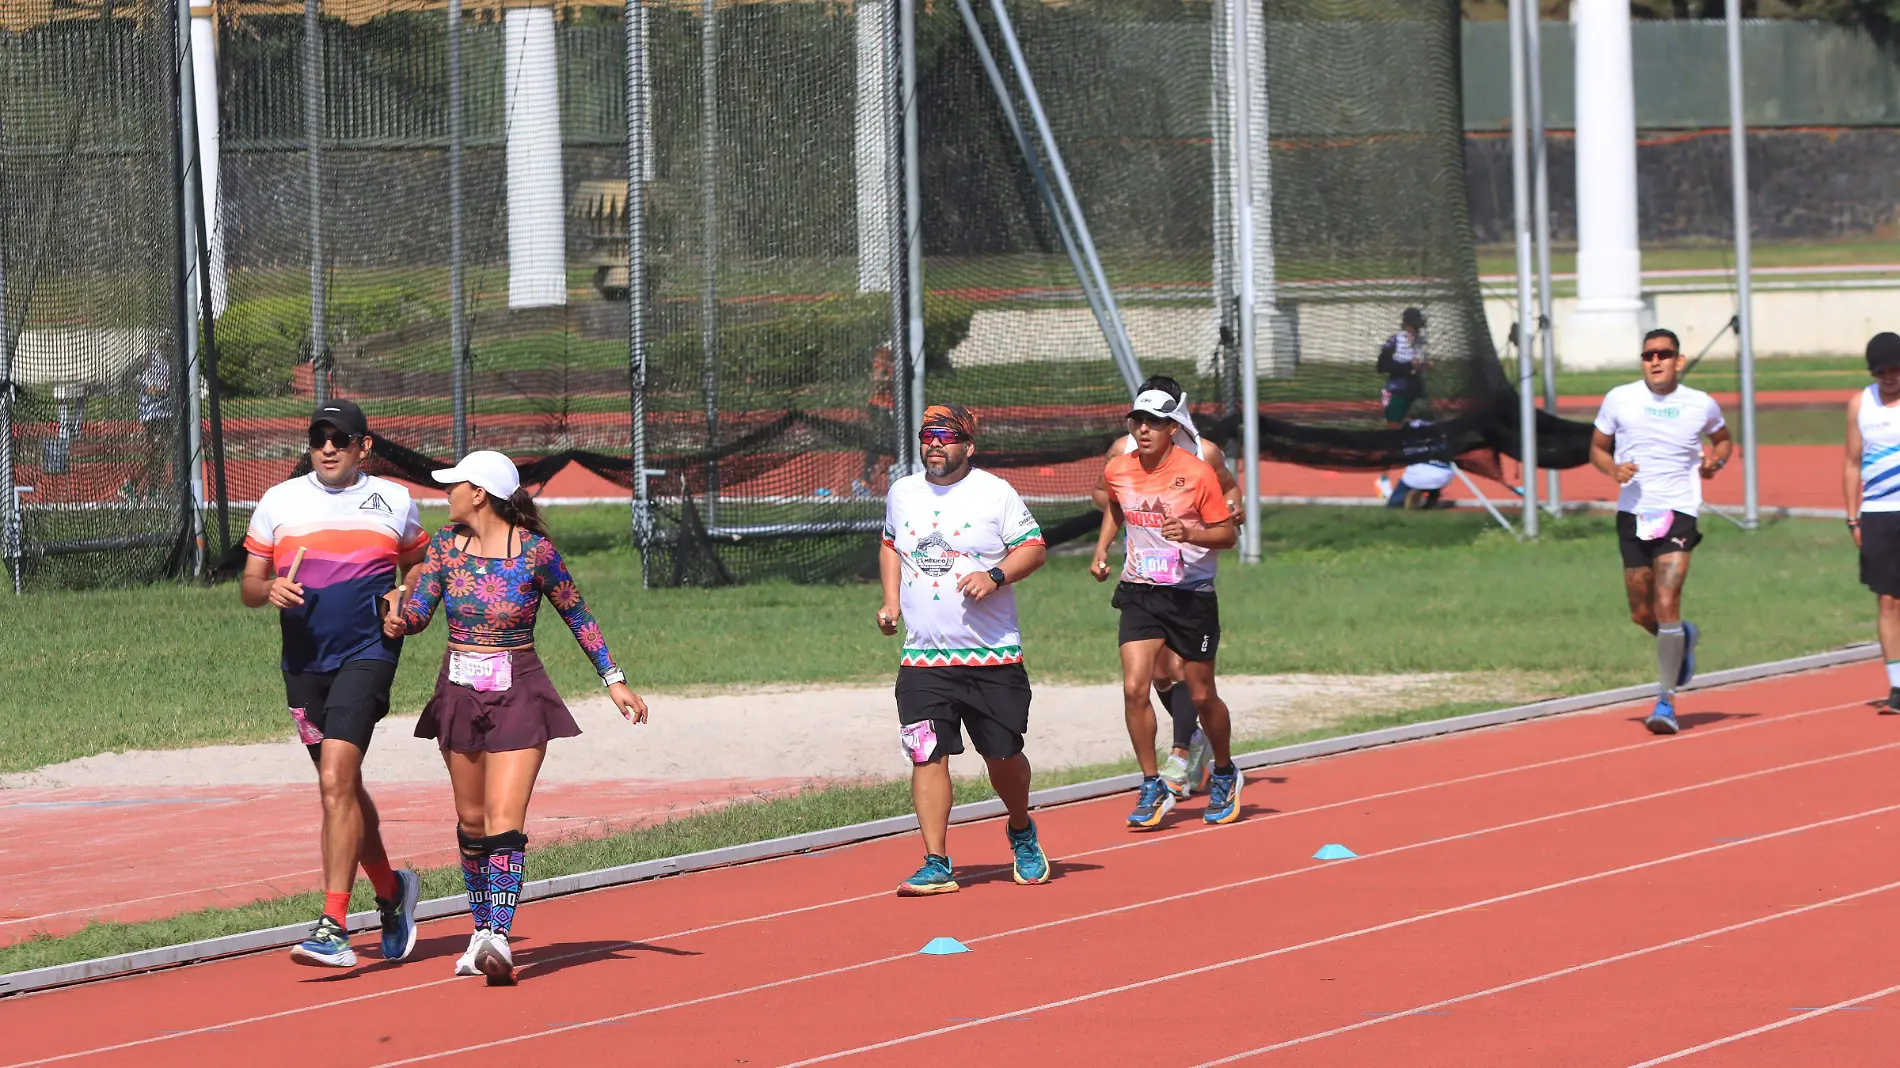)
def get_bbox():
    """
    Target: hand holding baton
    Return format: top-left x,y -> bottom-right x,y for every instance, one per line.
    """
271,547 -> 309,609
